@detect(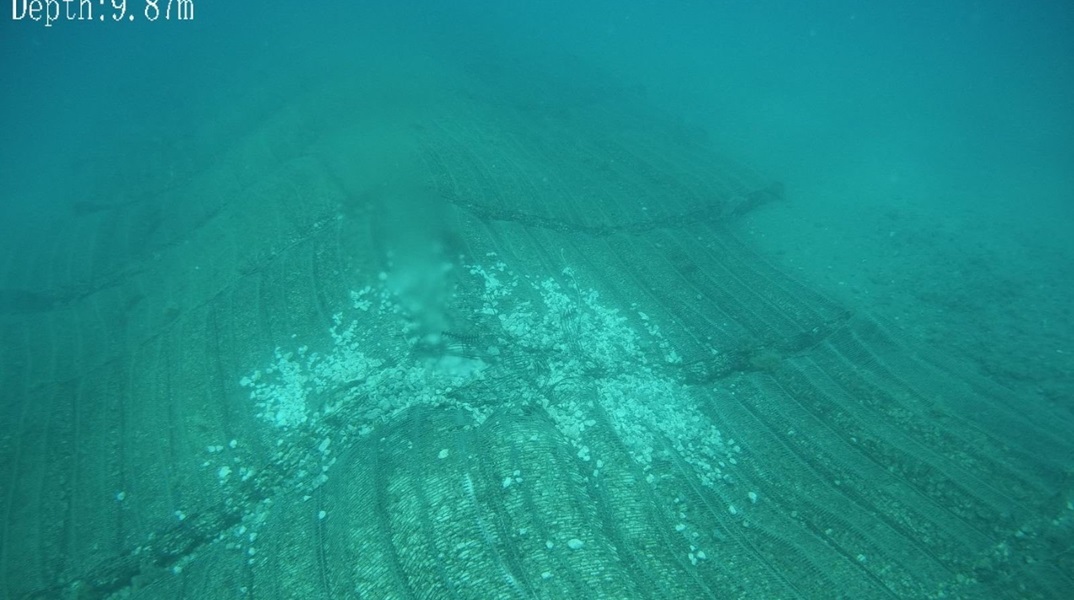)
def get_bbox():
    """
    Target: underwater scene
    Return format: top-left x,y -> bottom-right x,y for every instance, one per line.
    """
1,1 -> 1072,598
